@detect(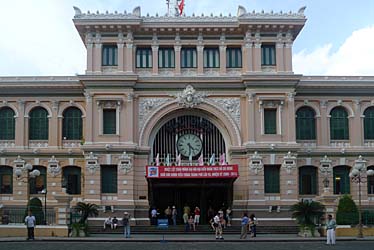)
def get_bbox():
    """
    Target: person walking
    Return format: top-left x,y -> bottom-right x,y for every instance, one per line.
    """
226,207 -> 232,227
249,214 -> 257,237
25,211 -> 36,240
326,214 -> 336,245
122,212 -> 131,238
183,210 -> 189,232
164,206 -> 172,225
213,212 -> 224,240
194,206 -> 201,228
172,205 -> 177,226
151,207 -> 157,225
240,213 -> 249,239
